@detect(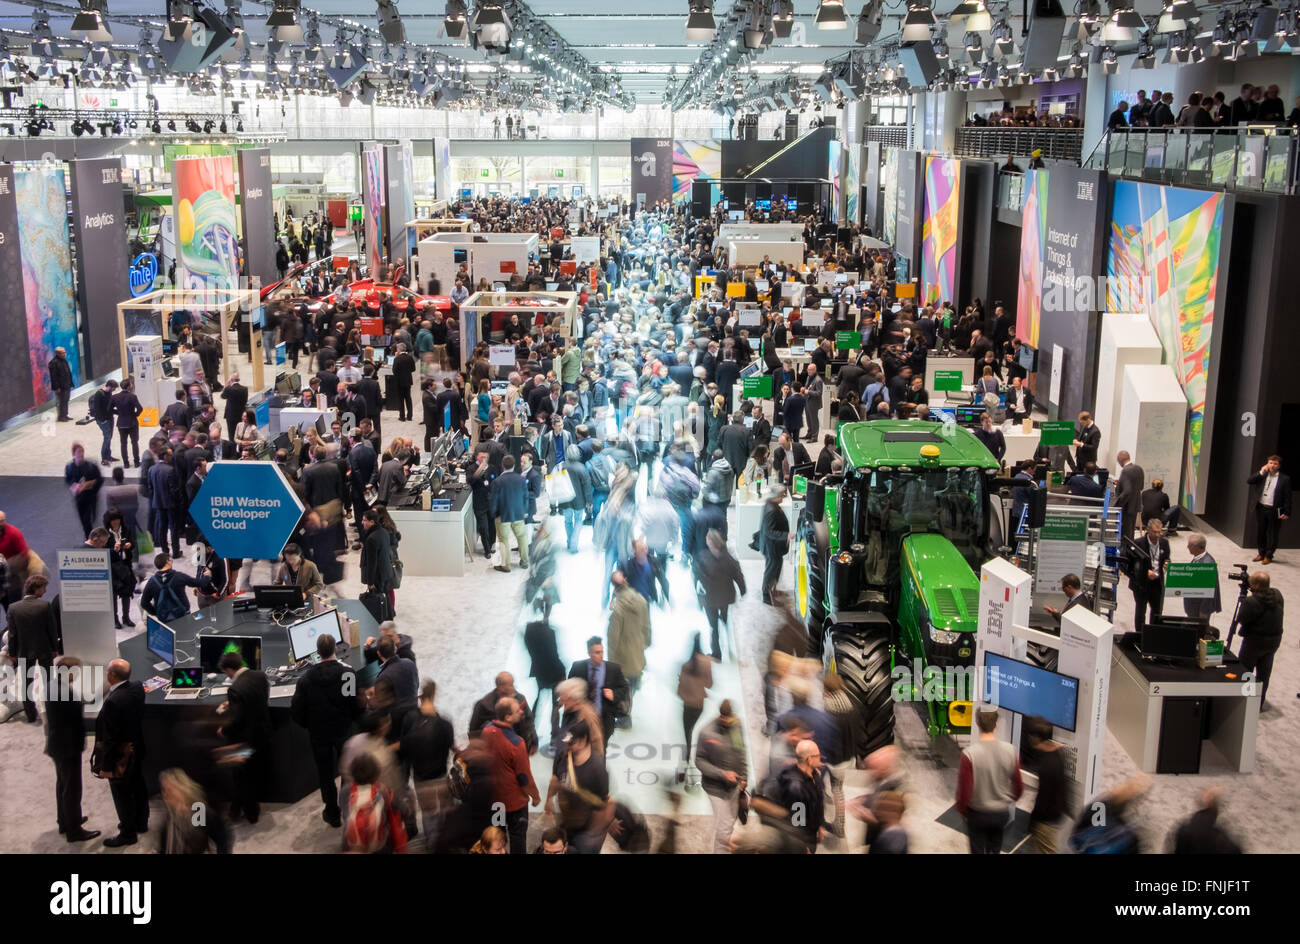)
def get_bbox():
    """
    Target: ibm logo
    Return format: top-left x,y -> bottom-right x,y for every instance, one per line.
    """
1076,180 -> 1095,203
260,155 -> 270,167
102,168 -> 119,185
